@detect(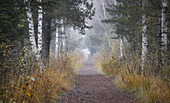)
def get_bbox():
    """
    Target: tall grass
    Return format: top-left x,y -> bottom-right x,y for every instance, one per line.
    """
0,44 -> 83,102
94,51 -> 120,75
114,69 -> 170,103
94,51 -> 170,103
69,51 -> 84,73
